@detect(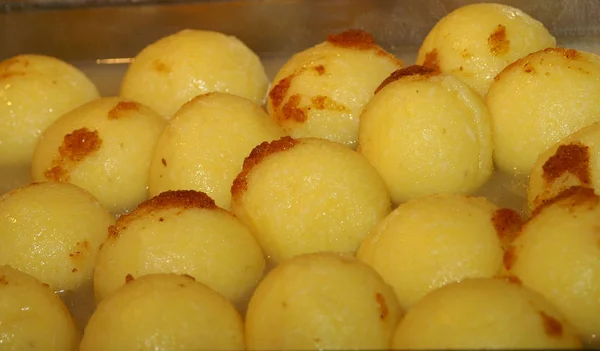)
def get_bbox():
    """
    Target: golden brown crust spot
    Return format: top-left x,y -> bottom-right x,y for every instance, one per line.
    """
269,74 -> 295,110
69,241 -> 90,260
310,95 -> 349,112
72,268 -> 78,273
524,62 -> 536,74
281,94 -> 307,123
108,101 -> 140,120
125,274 -> 134,283
0,276 -> 7,284
109,190 -> 219,239
326,29 -> 376,50
488,24 -> 510,56
422,49 -> 440,71
504,275 -> 522,285
231,136 -> 298,198
375,292 -> 389,320
375,65 -> 439,94
314,65 -> 326,75
152,59 -> 171,73
542,143 -> 591,185
161,158 -> 167,167
492,208 -> 523,249
539,311 -> 563,337
531,186 -> 599,218
182,274 -> 196,281
0,72 -> 26,80
45,128 -> 103,182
